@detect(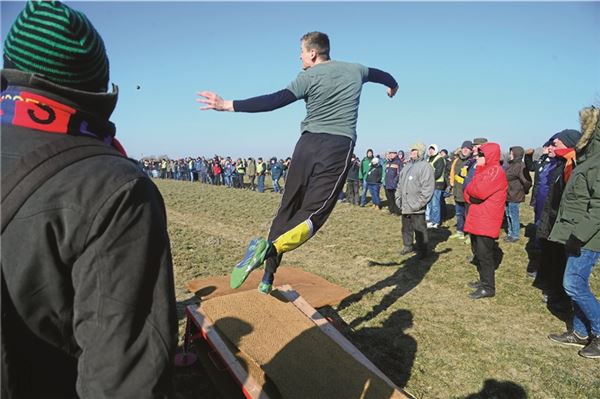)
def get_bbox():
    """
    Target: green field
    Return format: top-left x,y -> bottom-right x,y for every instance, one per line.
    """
160,179 -> 599,399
